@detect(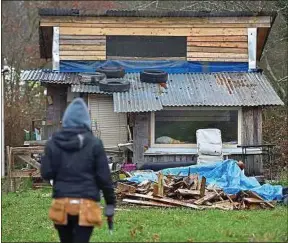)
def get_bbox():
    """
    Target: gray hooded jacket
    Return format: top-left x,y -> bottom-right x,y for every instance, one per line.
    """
40,98 -> 115,205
